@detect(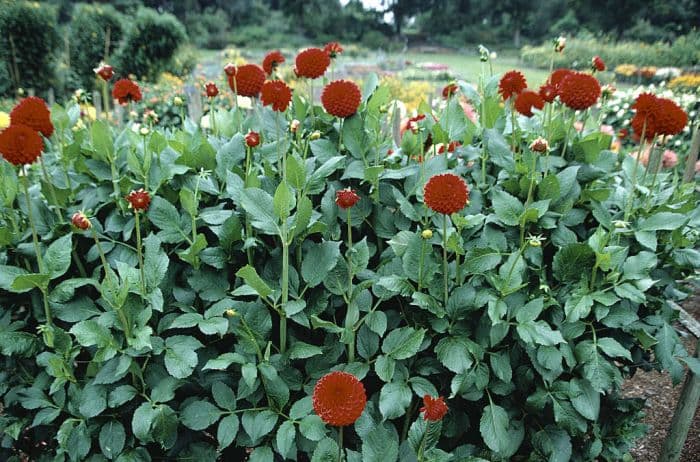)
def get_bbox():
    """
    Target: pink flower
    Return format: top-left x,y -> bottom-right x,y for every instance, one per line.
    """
662,149 -> 678,168
600,124 -> 615,136
461,101 -> 478,124
630,146 -> 652,167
